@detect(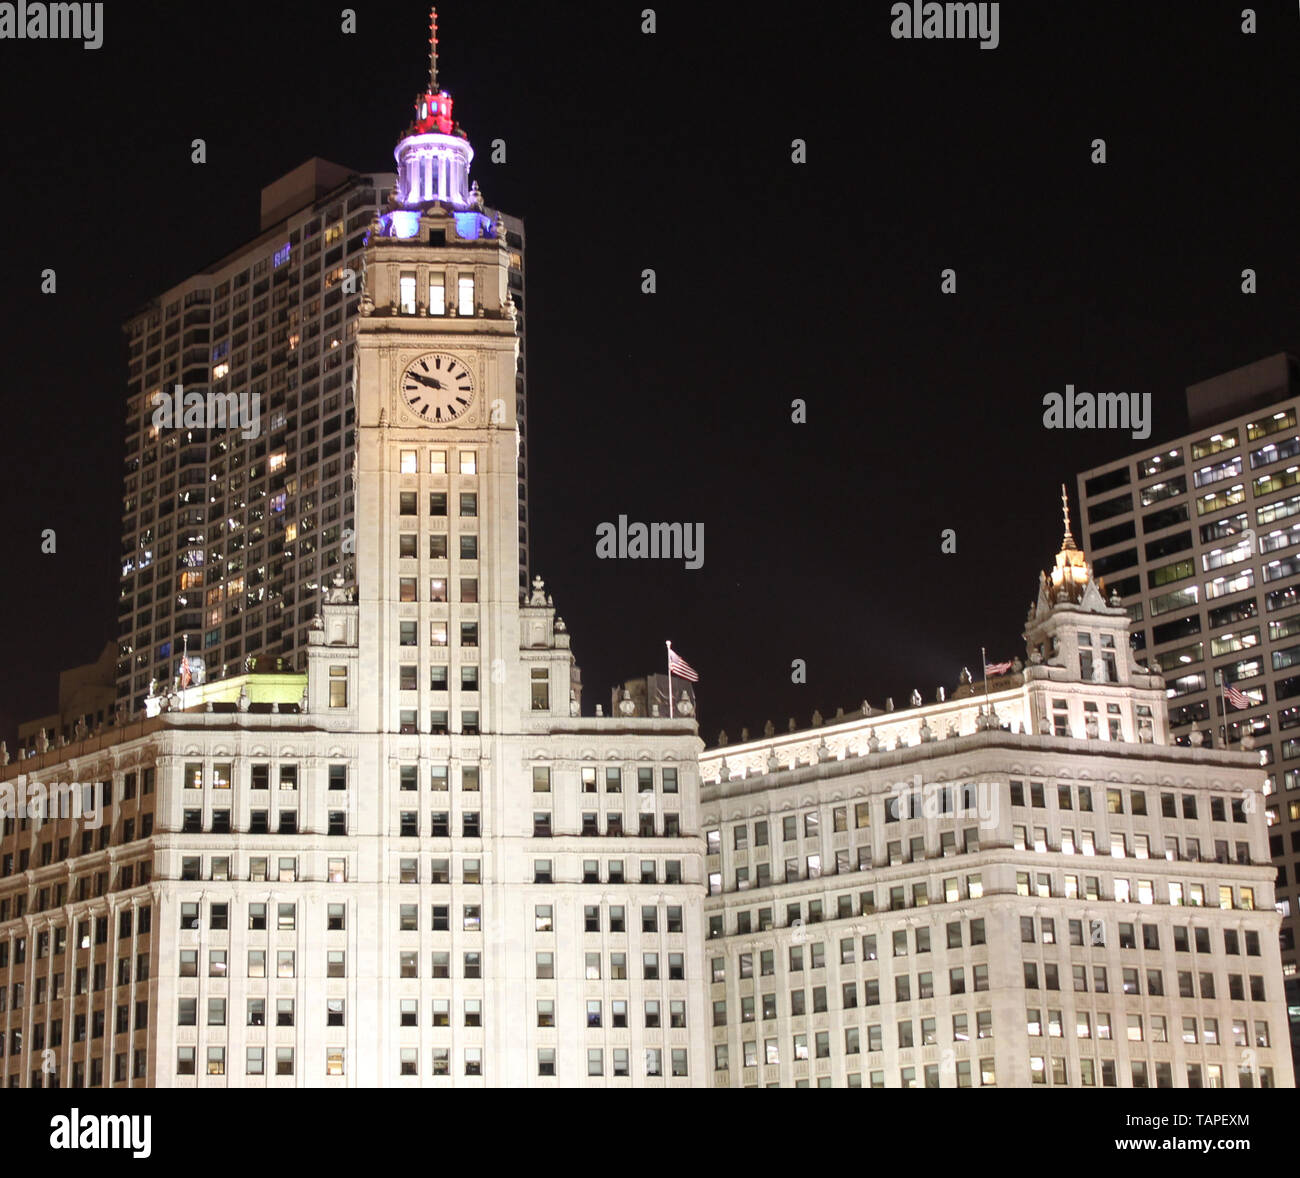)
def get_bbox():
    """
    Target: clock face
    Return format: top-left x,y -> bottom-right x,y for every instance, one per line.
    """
400,352 -> 475,423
